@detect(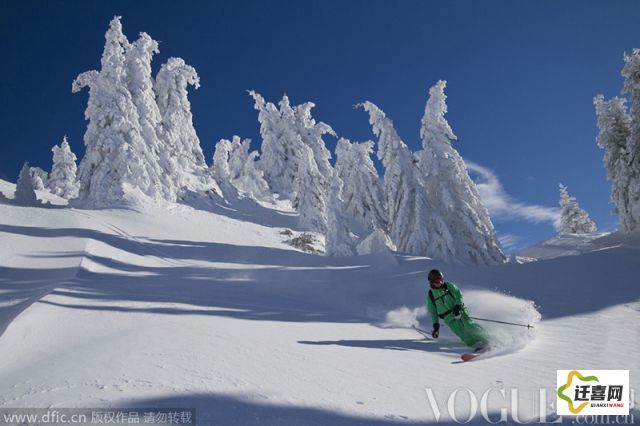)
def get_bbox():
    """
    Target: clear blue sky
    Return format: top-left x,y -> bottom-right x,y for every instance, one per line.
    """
1,0 -> 638,252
